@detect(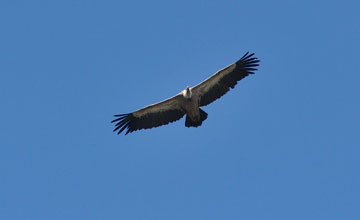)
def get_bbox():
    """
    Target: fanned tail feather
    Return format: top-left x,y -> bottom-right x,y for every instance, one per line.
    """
185,109 -> 208,127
